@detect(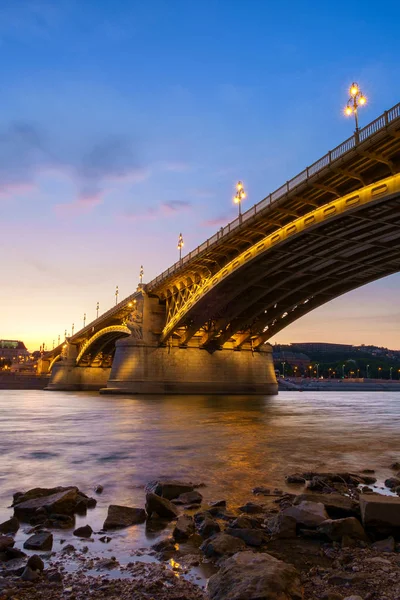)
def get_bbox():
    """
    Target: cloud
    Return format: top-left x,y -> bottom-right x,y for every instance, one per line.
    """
120,200 -> 192,222
159,160 -> 191,173
0,121 -> 148,214
202,214 -> 231,227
